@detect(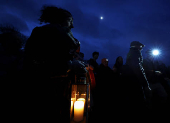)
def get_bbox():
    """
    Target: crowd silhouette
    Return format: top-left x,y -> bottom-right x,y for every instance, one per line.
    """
1,5 -> 170,122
